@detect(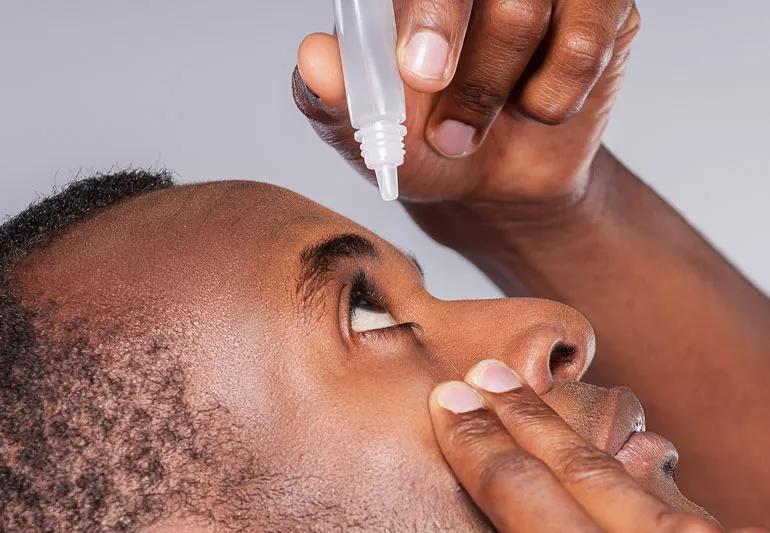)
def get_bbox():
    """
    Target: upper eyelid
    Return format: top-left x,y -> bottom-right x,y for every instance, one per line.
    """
349,270 -> 385,306
347,271 -> 389,318
347,271 -> 423,339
